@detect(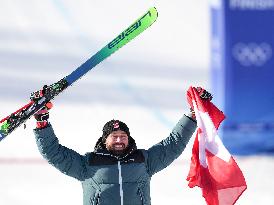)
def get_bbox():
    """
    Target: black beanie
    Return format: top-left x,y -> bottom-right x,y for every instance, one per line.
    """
102,119 -> 130,141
